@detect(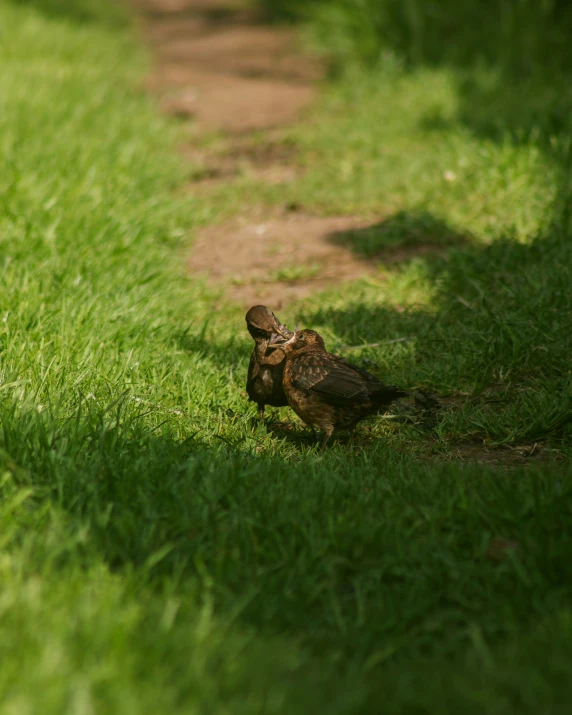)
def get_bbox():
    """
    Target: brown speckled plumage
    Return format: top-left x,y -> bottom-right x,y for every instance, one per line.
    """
280,329 -> 407,447
245,305 -> 290,419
